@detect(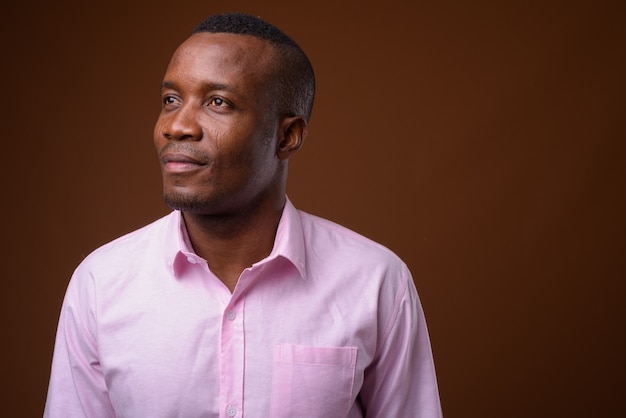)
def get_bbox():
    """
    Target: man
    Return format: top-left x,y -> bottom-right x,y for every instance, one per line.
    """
44,12 -> 442,417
